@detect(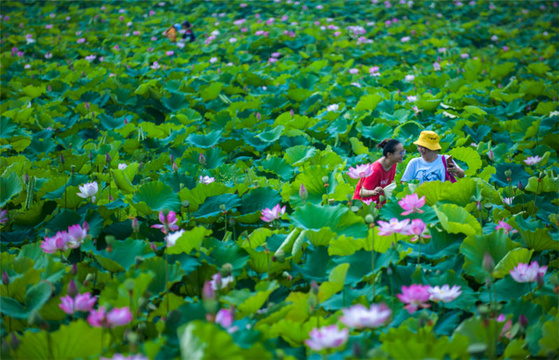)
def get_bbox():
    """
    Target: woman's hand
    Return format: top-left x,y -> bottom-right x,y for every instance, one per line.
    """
360,186 -> 384,197
447,164 -> 465,178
